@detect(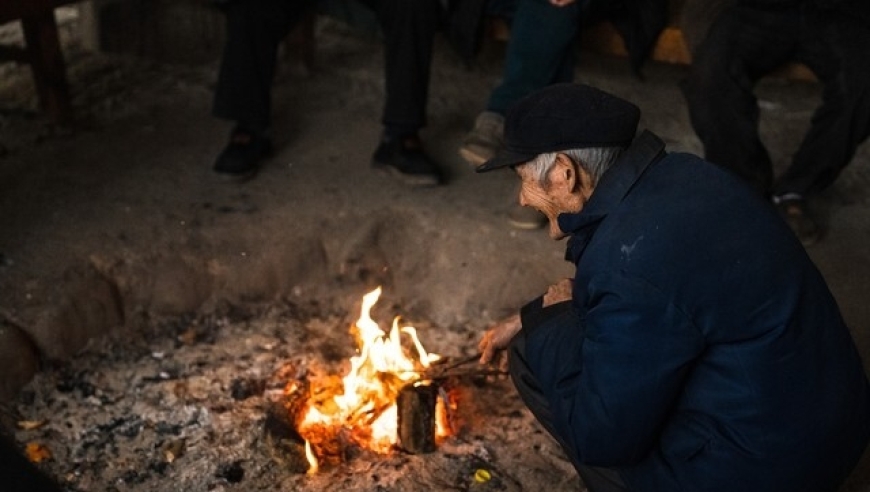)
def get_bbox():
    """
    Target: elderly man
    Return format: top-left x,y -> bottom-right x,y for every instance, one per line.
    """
476,83 -> 870,492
